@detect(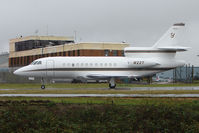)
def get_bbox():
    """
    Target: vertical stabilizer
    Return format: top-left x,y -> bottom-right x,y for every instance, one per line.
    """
153,23 -> 185,49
